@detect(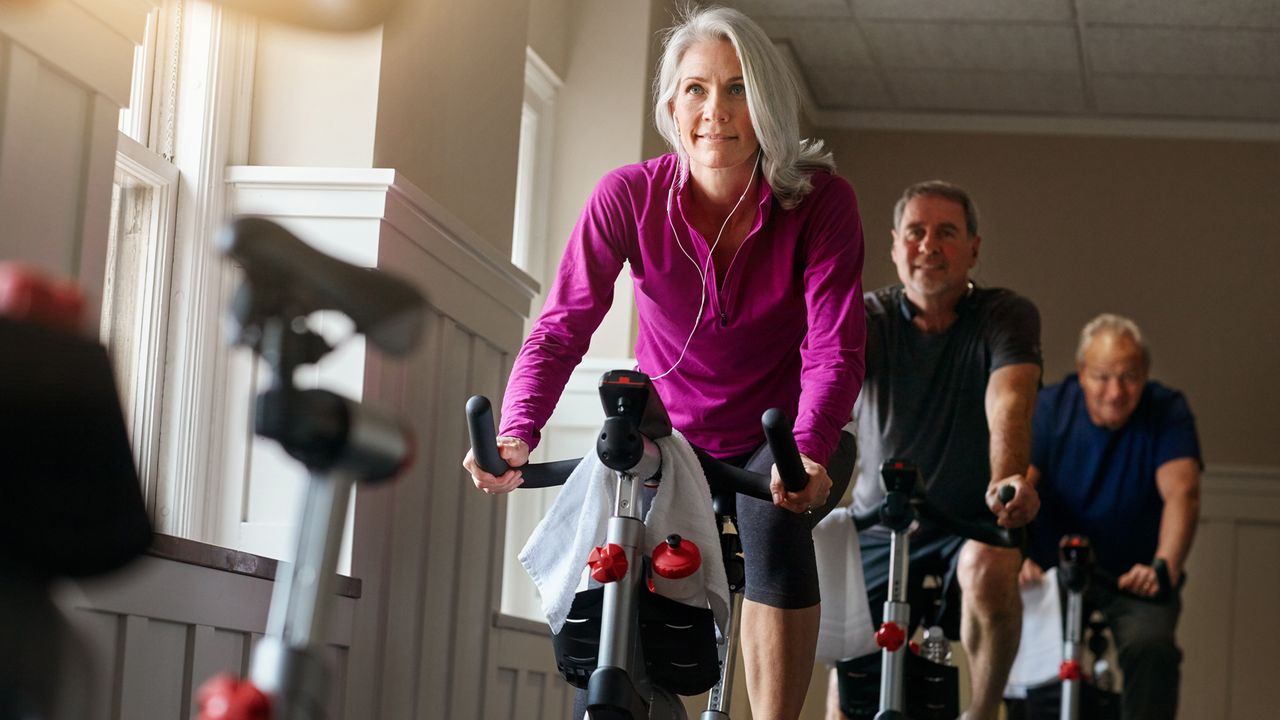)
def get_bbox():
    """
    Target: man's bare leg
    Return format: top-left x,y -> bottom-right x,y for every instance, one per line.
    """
956,541 -> 1023,720
741,599 -> 820,719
